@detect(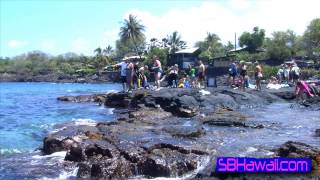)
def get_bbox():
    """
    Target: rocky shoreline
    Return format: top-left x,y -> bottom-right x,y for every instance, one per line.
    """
0,72 -> 114,83
44,88 -> 319,179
